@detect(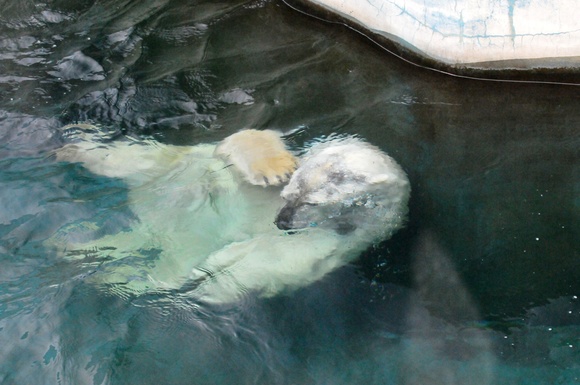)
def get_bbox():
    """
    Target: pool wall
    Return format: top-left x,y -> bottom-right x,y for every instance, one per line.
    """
293,0 -> 580,78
